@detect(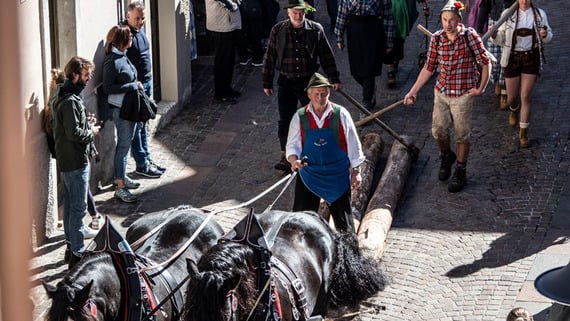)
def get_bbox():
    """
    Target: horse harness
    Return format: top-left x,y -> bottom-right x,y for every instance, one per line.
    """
83,218 -> 184,321
225,209 -> 311,321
